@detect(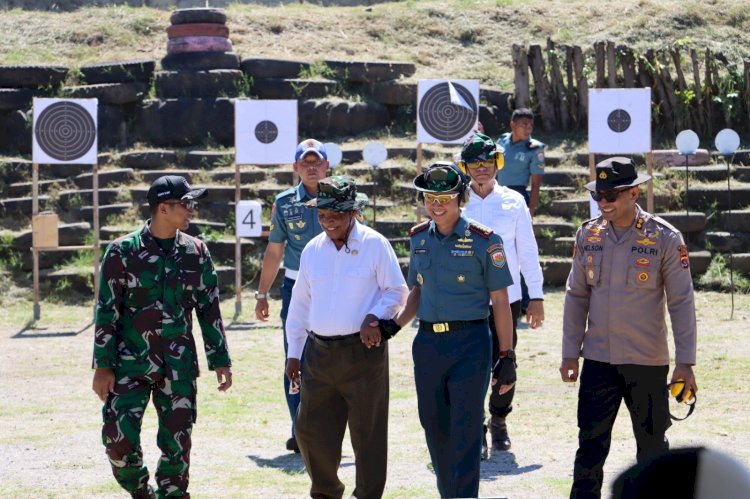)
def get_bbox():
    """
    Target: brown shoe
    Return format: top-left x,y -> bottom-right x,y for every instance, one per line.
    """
490,415 -> 511,451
